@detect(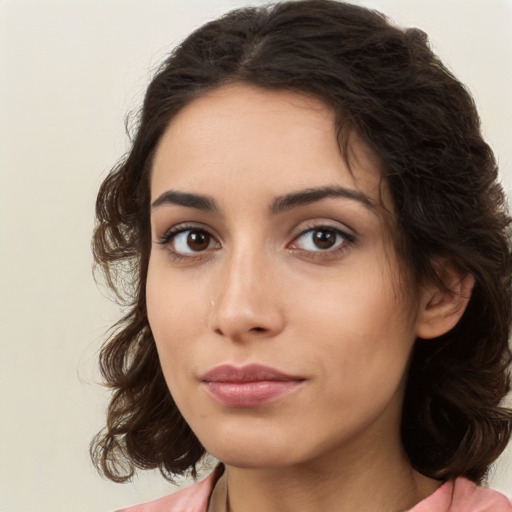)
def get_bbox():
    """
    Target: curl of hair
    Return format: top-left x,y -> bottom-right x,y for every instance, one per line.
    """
91,0 -> 512,483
